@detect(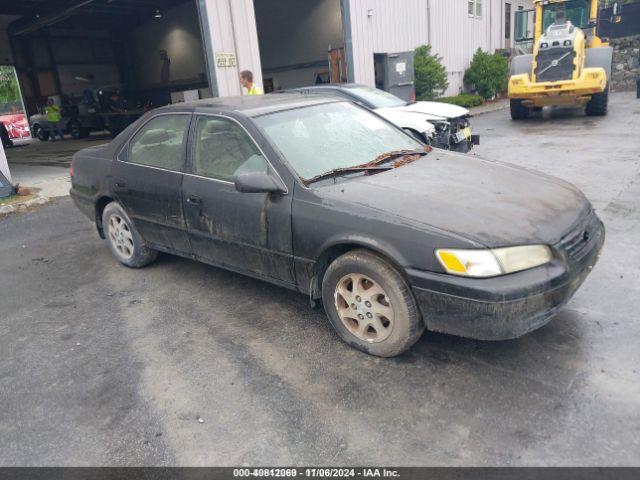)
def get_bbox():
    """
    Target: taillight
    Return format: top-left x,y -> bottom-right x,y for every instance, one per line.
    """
70,164 -> 74,178
410,90 -> 416,102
